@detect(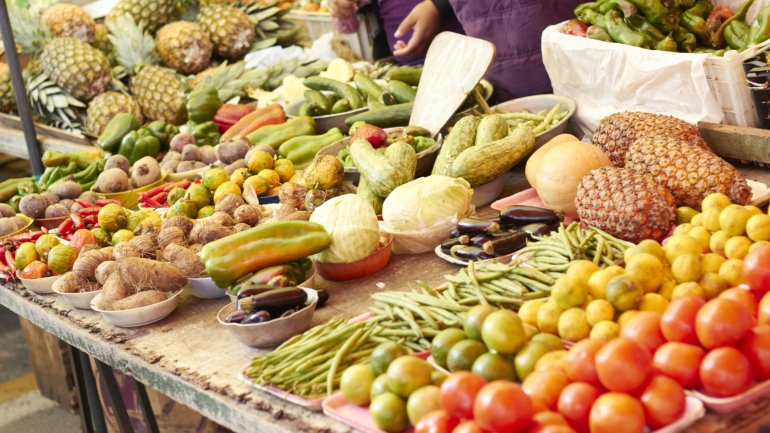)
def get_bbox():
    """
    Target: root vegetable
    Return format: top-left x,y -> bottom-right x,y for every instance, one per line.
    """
200,146 -> 218,165
44,204 -> 68,218
95,261 -> 117,285
116,257 -> 187,292
112,290 -> 167,311
216,139 -> 249,164
158,226 -> 186,249
80,244 -> 100,254
99,273 -> 131,309
176,161 -> 206,172
162,151 -> 182,163
170,132 -> 195,152
19,194 -> 48,218
281,210 -> 311,221
95,168 -> 129,193
181,144 -> 202,161
233,204 -> 261,226
40,190 -> 59,206
72,246 -> 113,281
0,219 -> 16,237
104,155 -> 130,174
233,223 -> 250,232
188,243 -> 202,254
137,219 -> 160,238
48,180 -> 83,199
79,191 -> 99,204
209,211 -> 234,227
129,235 -> 158,258
162,216 -> 194,235
279,182 -> 307,210
0,203 -> 15,218
189,222 -> 232,244
52,272 -> 82,293
215,194 -> 244,216
113,243 -> 141,260
161,160 -> 180,173
58,199 -> 75,211
131,156 -> 162,188
224,159 -> 246,175
161,244 -> 204,277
